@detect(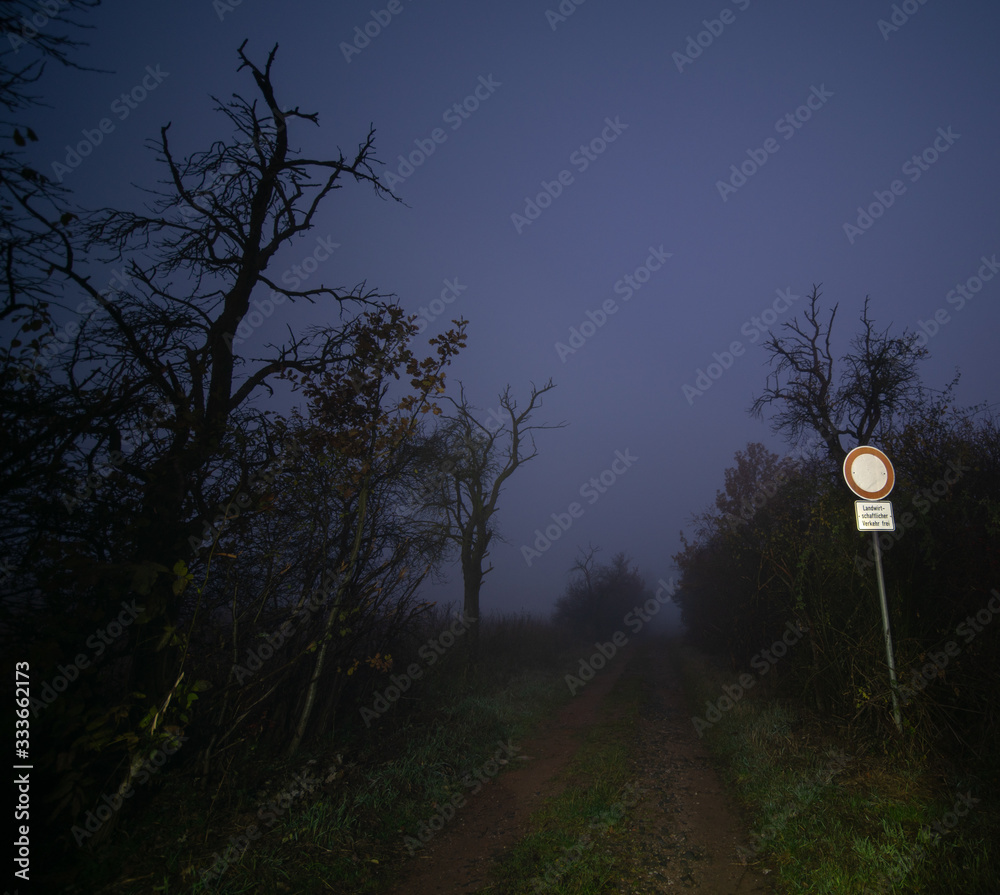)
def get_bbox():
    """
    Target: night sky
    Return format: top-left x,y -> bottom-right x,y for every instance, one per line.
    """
30,0 -> 1000,623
